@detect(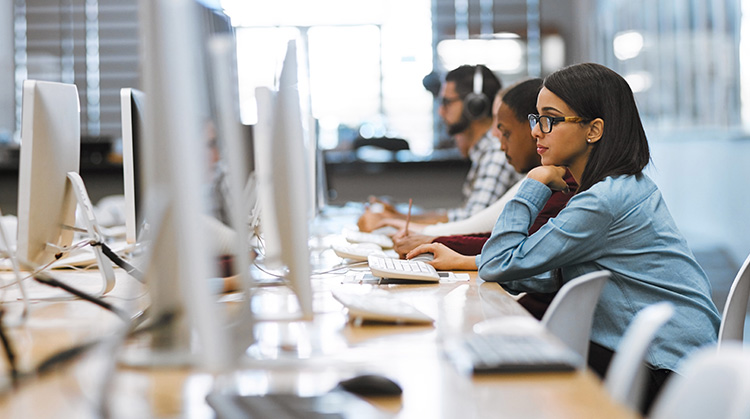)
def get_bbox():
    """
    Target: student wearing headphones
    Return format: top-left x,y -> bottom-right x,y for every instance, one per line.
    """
358,65 -> 521,231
